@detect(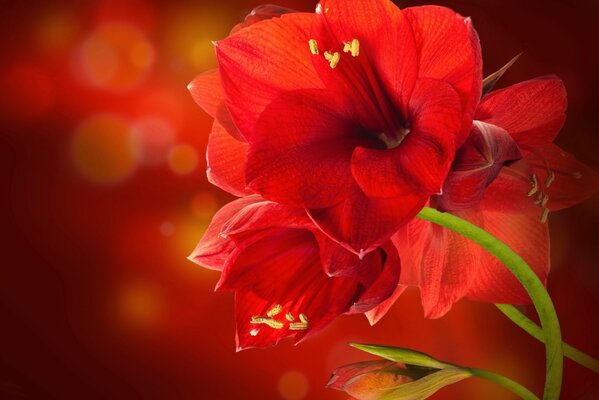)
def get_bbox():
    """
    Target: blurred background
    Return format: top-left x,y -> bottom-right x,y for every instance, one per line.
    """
1,0 -> 598,398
